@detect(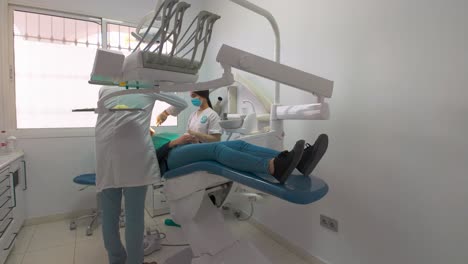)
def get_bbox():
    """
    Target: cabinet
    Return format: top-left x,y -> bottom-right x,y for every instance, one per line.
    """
145,181 -> 170,217
0,154 -> 27,264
